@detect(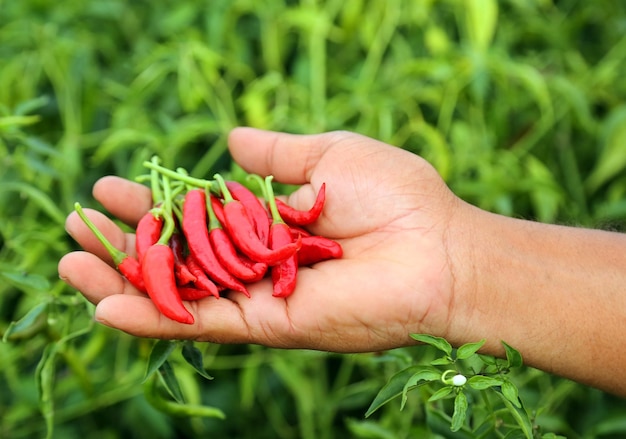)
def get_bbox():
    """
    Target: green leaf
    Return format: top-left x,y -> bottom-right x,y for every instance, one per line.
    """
144,340 -> 177,381
430,356 -> 453,366
3,301 -> 49,342
501,380 -> 521,408
144,374 -> 225,419
451,391 -> 468,432
158,360 -> 185,404
365,365 -> 426,417
181,341 -> 214,380
0,182 -> 66,225
467,375 -> 504,390
502,341 -> 523,368
400,367 -> 441,409
455,339 -> 486,360
1,269 -> 51,291
410,333 -> 452,356
428,385 -> 454,402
